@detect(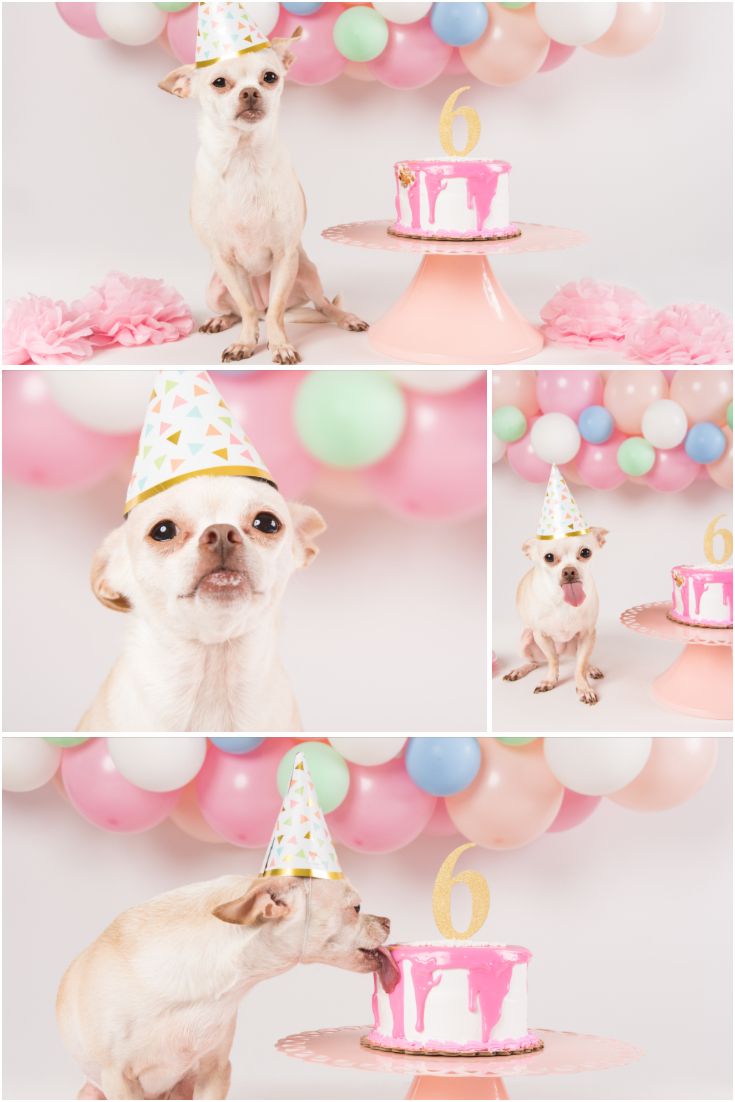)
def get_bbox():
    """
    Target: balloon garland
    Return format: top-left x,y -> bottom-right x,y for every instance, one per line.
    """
2,736 -> 718,851
55,2 -> 665,87
493,370 -> 733,491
